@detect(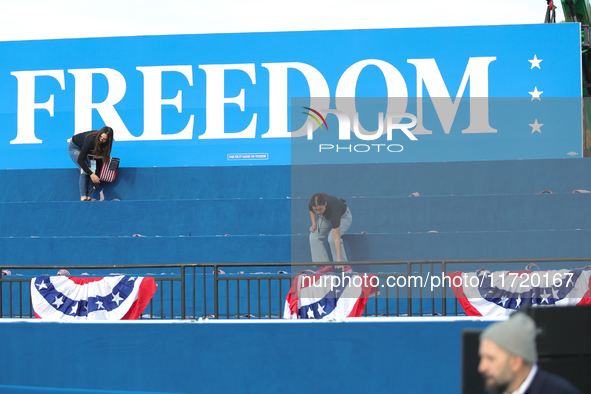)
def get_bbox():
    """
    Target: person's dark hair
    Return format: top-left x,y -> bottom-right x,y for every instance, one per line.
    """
85,126 -> 114,161
310,192 -> 327,207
